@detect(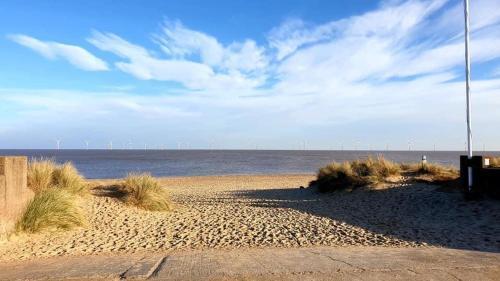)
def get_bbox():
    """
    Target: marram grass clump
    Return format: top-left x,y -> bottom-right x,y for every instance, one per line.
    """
52,163 -> 87,195
28,159 -> 87,196
27,159 -> 56,193
490,157 -> 500,168
400,162 -> 459,182
314,156 -> 461,192
120,173 -> 172,211
15,189 -> 85,233
314,156 -> 401,192
415,163 -> 459,181
17,159 -> 88,234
